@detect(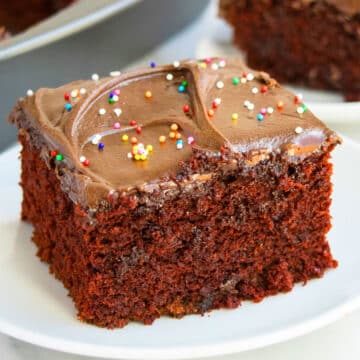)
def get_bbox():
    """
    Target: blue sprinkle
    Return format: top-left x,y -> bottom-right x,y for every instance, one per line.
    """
150,61 -> 156,68
109,92 -> 114,98
65,103 -> 72,111
257,113 -> 264,121
176,139 -> 184,150
98,142 -> 105,150
178,85 -> 185,93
